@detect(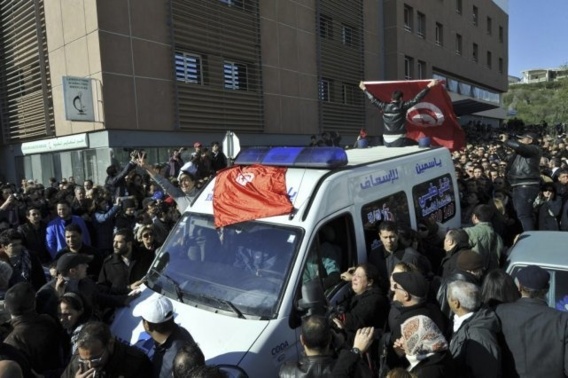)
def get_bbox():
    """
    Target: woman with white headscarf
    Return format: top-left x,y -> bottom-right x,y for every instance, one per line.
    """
397,315 -> 454,377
